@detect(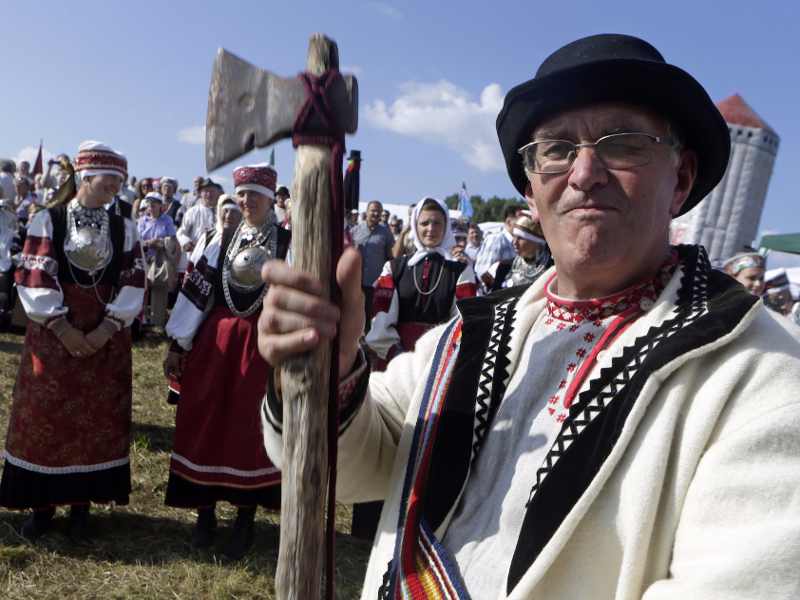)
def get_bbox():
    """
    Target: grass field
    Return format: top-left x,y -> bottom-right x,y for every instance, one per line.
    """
0,327 -> 371,599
